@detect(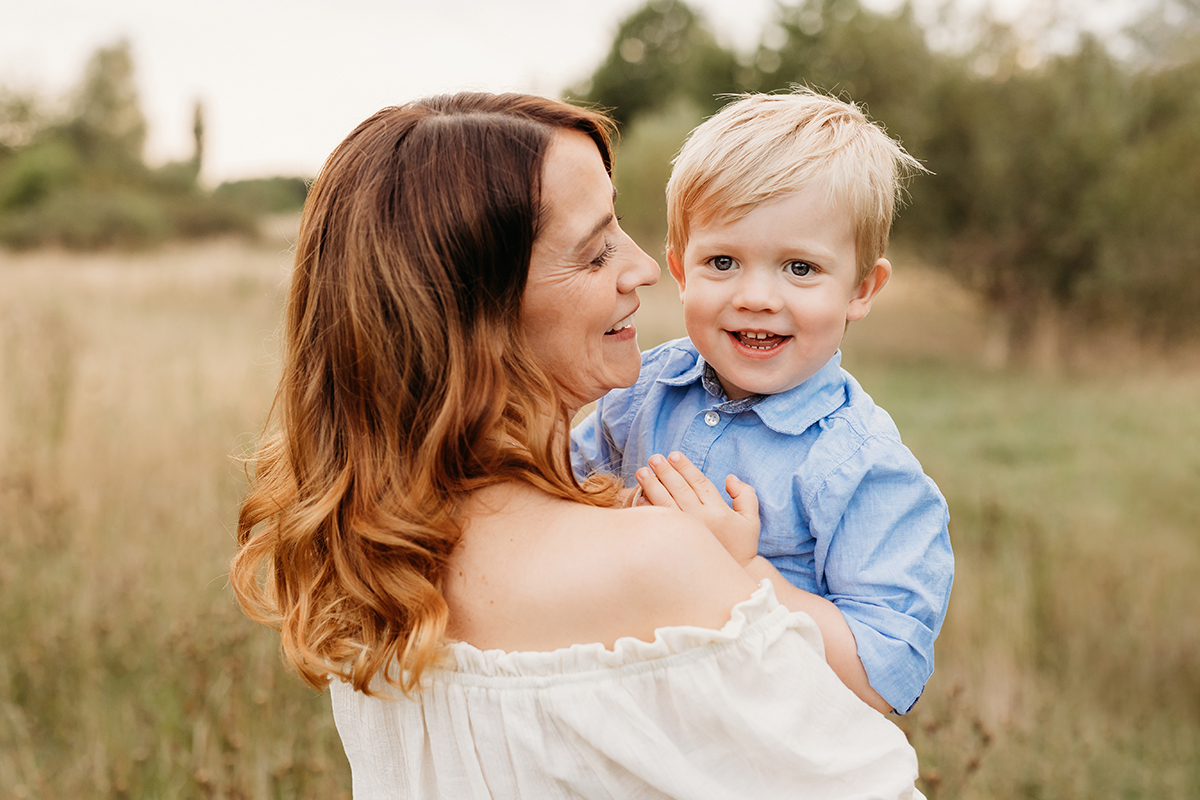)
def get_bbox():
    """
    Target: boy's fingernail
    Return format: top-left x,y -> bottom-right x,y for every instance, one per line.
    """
669,452 -> 682,463
649,455 -> 664,467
